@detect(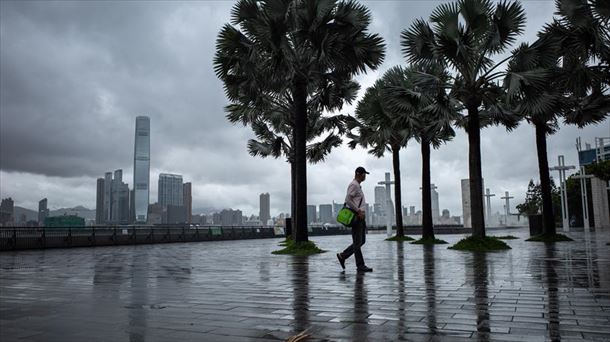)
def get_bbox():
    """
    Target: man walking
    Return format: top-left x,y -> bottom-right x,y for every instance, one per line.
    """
337,167 -> 373,272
